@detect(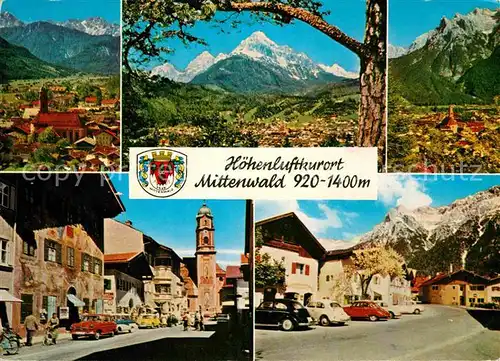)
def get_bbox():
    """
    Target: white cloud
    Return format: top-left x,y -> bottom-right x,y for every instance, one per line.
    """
256,200 -> 354,237
378,175 -> 432,210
